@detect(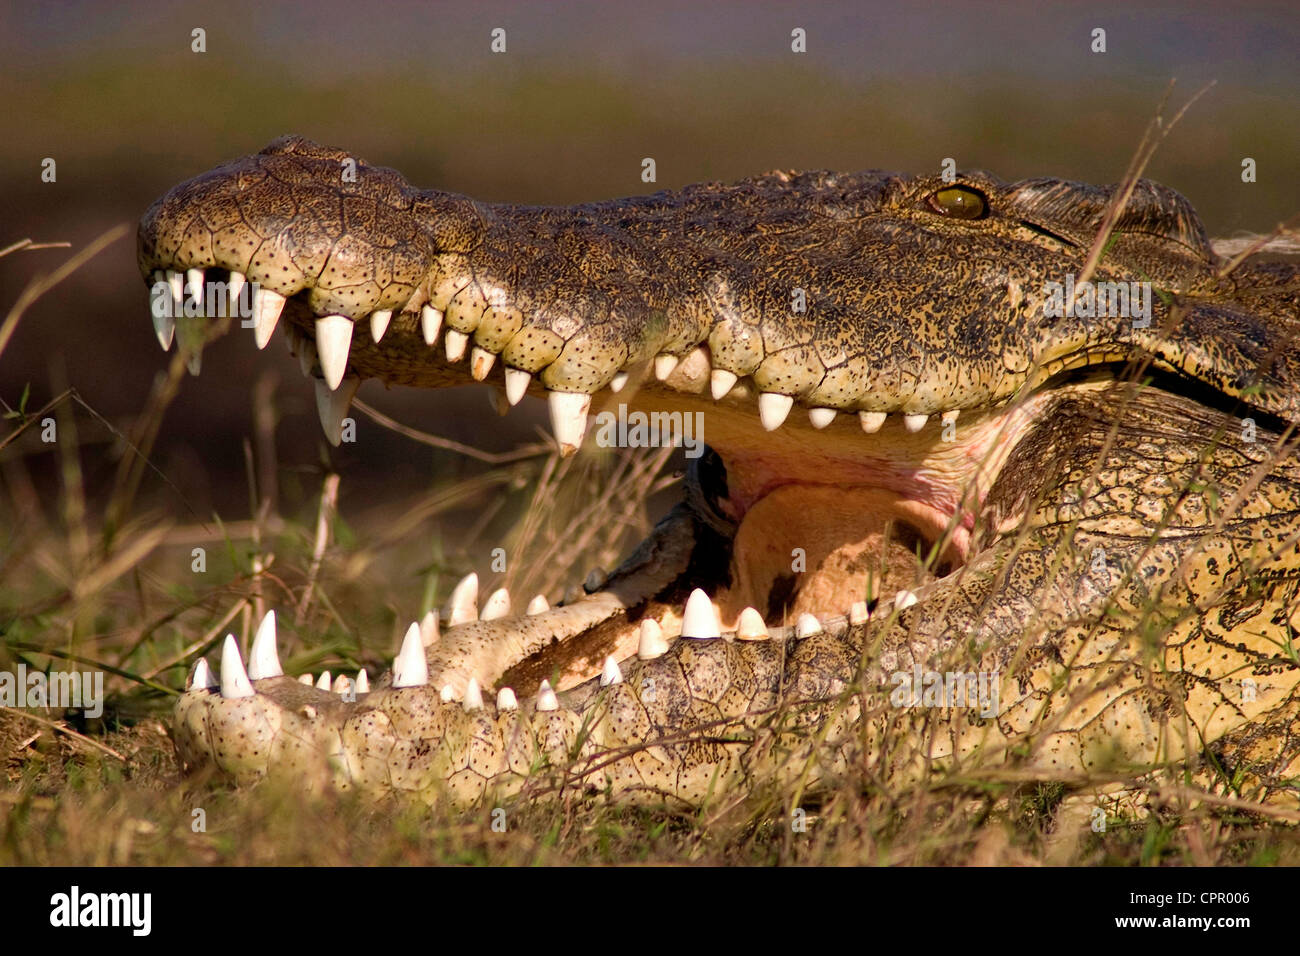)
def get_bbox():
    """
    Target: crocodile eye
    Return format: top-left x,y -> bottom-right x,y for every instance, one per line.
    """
927,186 -> 987,220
